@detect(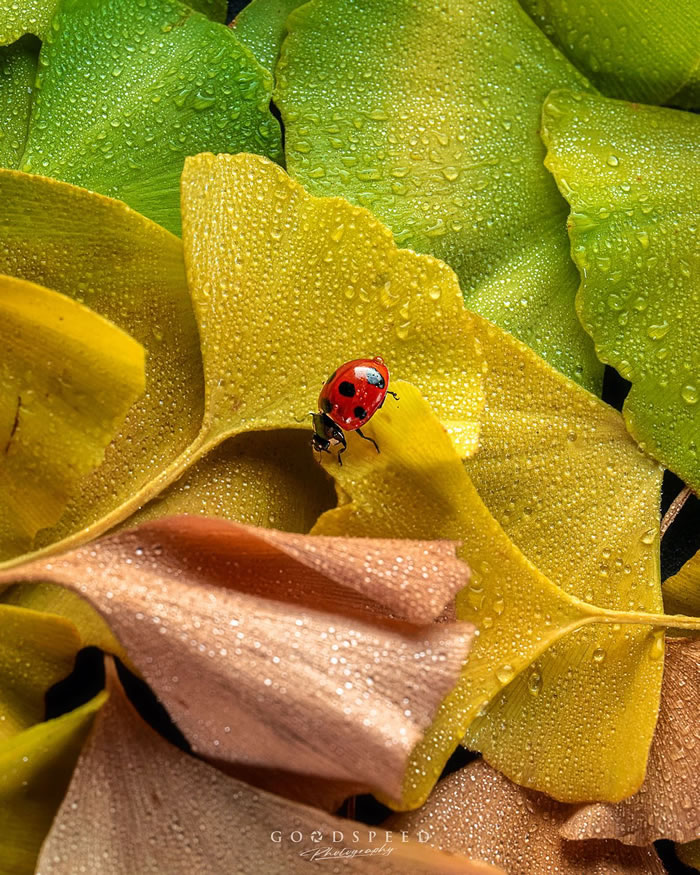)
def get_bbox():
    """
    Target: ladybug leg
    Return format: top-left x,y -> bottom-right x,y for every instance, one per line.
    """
387,390 -> 399,400
337,443 -> 347,466
356,428 -> 380,454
